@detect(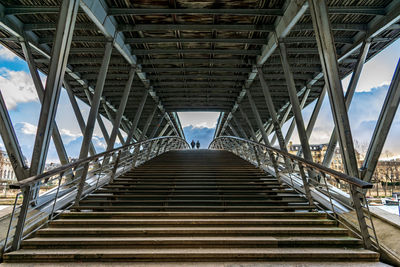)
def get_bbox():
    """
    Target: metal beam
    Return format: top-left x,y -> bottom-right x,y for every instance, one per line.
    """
231,115 -> 248,139
278,41 -> 313,162
118,24 -> 274,32
246,90 -> 270,145
106,67 -> 135,150
257,67 -> 287,151
238,106 -> 258,142
322,40 -> 371,167
125,37 -> 267,45
283,88 -> 311,145
361,59 -> 400,182
102,101 -> 125,145
150,114 -> 165,139
64,84 -> 97,156
125,92 -> 148,144
308,0 -> 359,177
20,38 -> 69,166
79,41 -> 113,159
140,105 -> 158,140
0,91 -> 28,180
30,0 -> 79,176
158,123 -> 169,137
83,88 -> 110,145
